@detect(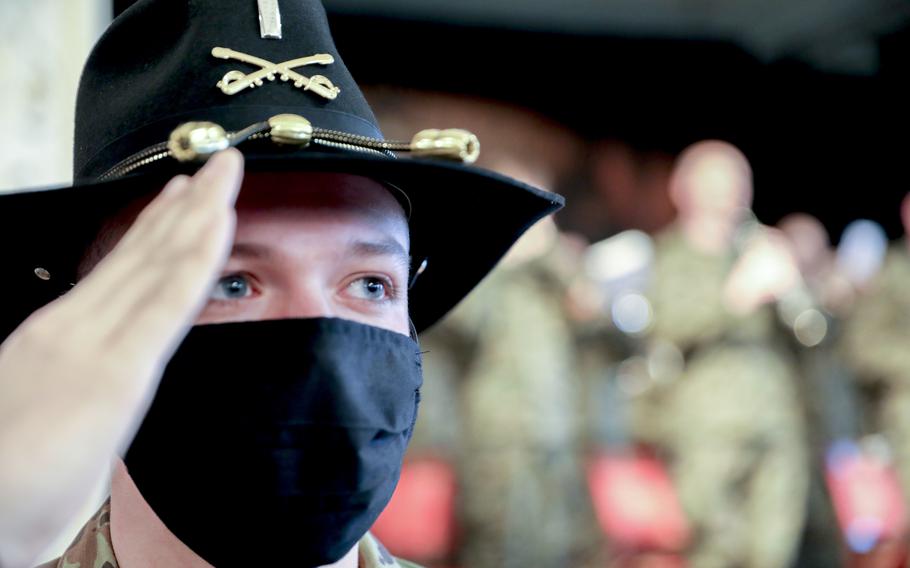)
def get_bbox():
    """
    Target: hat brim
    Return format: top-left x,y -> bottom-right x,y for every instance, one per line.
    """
0,150 -> 563,336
